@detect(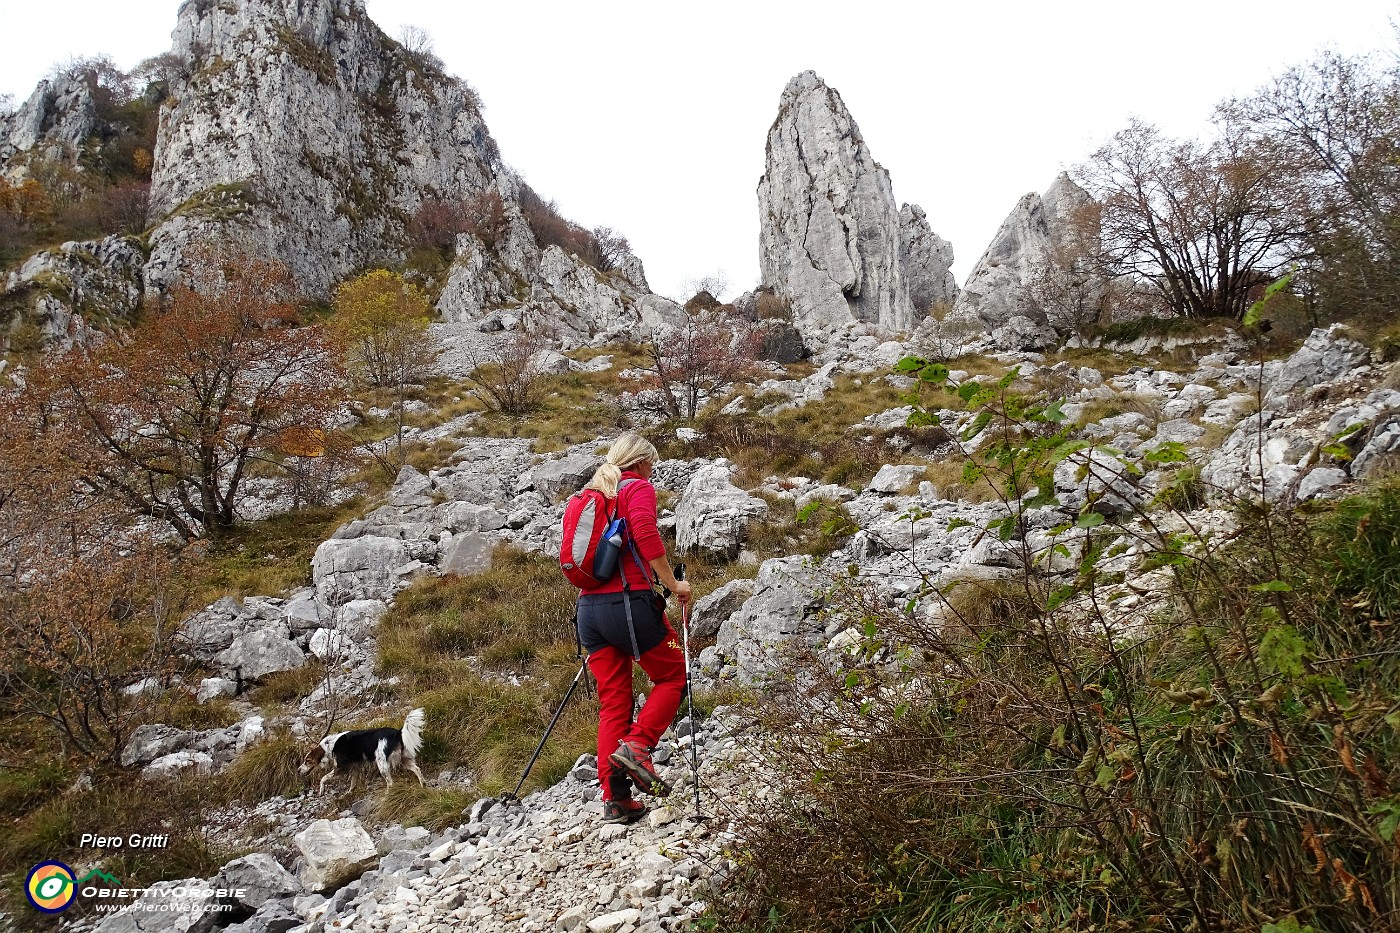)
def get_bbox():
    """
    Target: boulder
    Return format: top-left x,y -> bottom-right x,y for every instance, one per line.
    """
435,500 -> 507,534
282,592 -> 329,633
1297,466 -> 1348,501
689,578 -> 756,640
528,349 -> 573,374
675,463 -> 769,560
215,853 -> 302,911
587,909 -> 641,933
867,464 -> 926,494
312,535 -> 412,605
294,818 -> 379,893
308,627 -> 351,662
236,716 -> 267,753
757,70 -> 954,338
1054,448 -> 1141,515
1354,416 -> 1400,477
439,531 -> 494,576
715,556 -> 825,682
141,750 -> 214,781
525,454 -> 600,501
214,627 -> 306,682
197,677 -> 238,703
387,465 -> 433,508
122,725 -> 194,768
